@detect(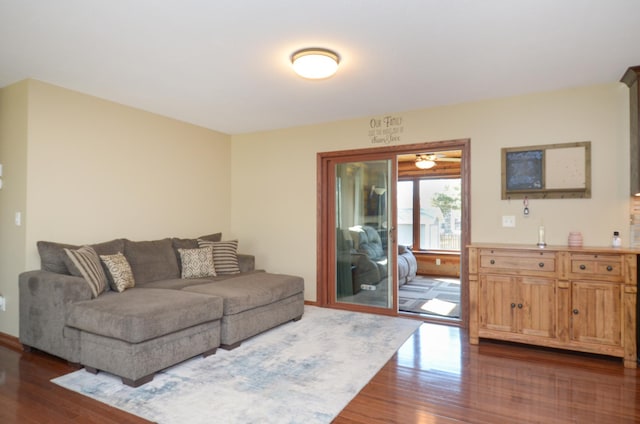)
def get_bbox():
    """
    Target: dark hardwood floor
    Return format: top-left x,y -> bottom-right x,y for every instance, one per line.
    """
2,323 -> 639,423
336,324 -> 640,423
